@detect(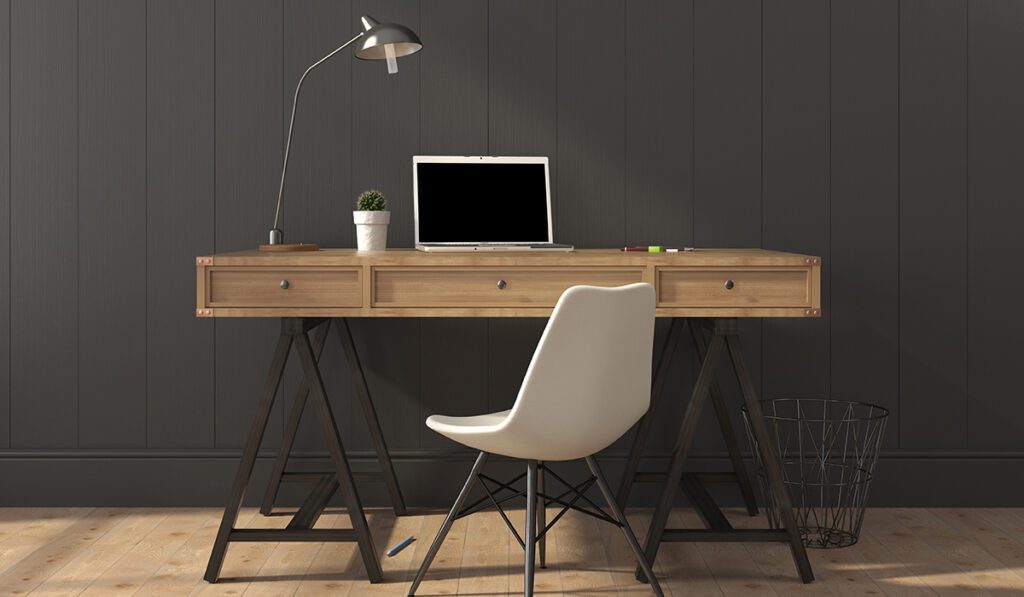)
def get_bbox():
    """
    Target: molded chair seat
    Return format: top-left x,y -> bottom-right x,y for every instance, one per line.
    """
409,284 -> 664,597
